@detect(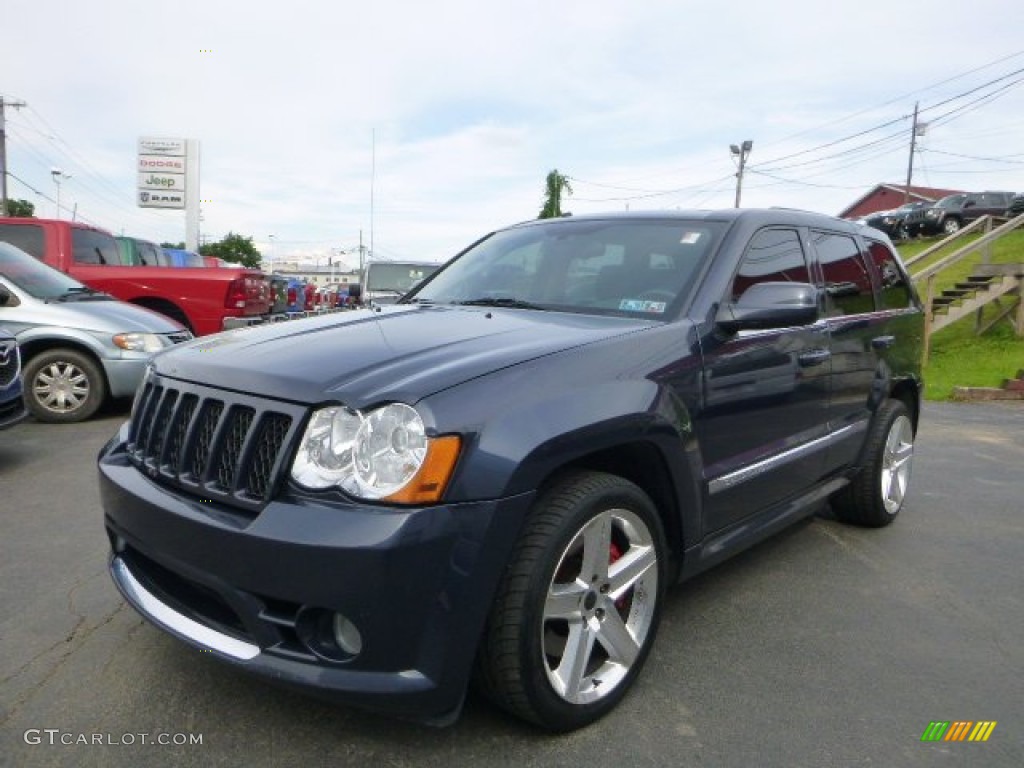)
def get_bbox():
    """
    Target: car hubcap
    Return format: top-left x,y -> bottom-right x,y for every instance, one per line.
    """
541,508 -> 658,704
34,361 -> 89,413
881,415 -> 913,515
